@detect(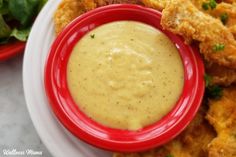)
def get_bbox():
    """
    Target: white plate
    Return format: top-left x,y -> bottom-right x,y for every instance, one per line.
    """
23,0 -> 112,157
